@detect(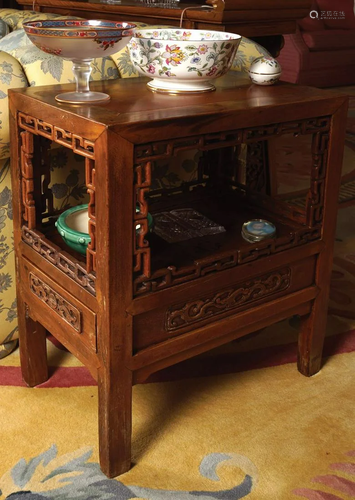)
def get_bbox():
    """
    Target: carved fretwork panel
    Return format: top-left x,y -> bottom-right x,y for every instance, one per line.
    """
166,267 -> 291,331
134,226 -> 320,295
86,158 -> 96,273
29,272 -> 82,332
133,118 -> 330,296
246,141 -> 269,194
18,112 -> 95,159
243,118 -> 330,143
306,131 -> 329,227
18,112 -> 97,292
39,138 -> 54,219
20,130 -> 36,229
22,227 -> 96,295
134,162 -> 151,278
134,118 -> 331,164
